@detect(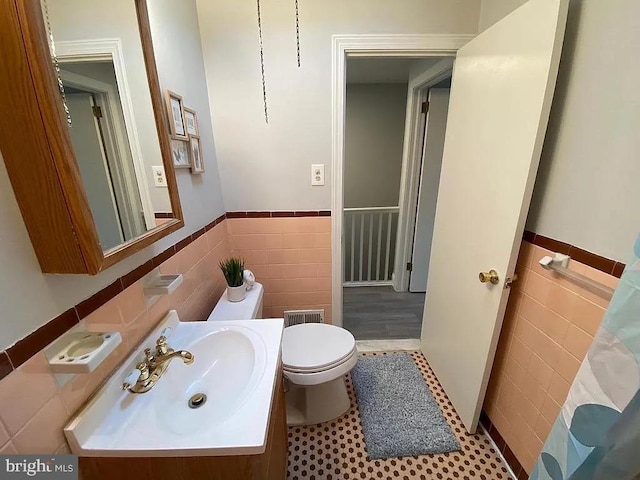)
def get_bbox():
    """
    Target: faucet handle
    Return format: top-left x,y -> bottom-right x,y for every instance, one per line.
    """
122,368 -> 142,391
122,362 -> 150,391
156,336 -> 169,355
